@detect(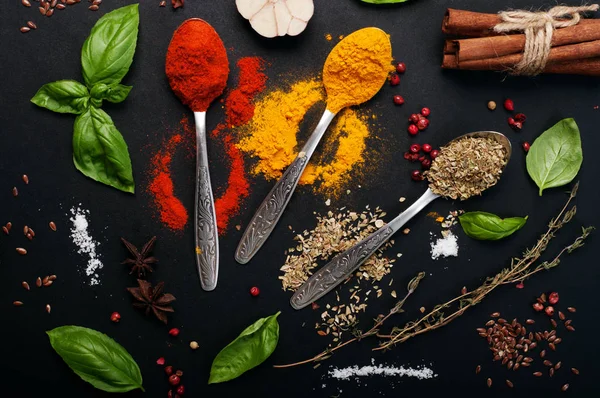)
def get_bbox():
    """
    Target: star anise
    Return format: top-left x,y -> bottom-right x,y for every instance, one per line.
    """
127,279 -> 176,324
121,236 -> 158,278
